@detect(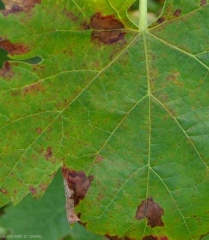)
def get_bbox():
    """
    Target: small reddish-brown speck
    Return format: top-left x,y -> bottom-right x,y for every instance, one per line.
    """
0,188 -> 8,194
11,90 -> 21,96
36,127 -> 42,134
201,0 -> 207,5
157,17 -> 165,24
45,147 -> 53,160
200,0 -> 207,6
173,9 -> 181,17
23,82 -> 45,96
63,8 -> 78,21
29,186 -> 37,195
95,155 -> 104,163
